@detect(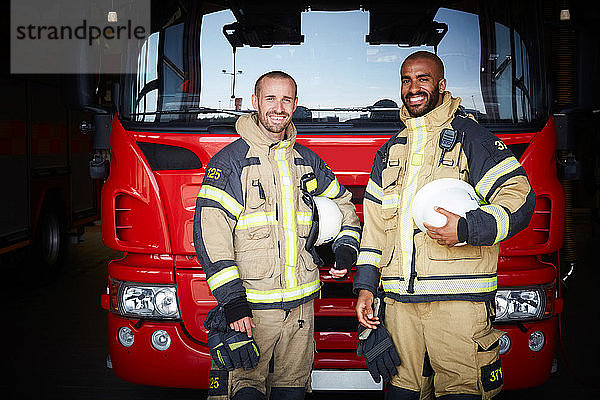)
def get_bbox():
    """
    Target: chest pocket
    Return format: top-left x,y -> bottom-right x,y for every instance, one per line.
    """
241,177 -> 273,240
381,163 -> 404,224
